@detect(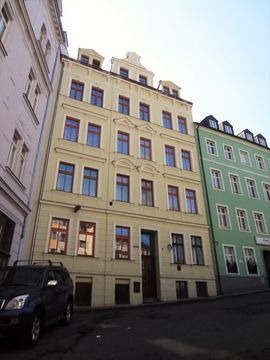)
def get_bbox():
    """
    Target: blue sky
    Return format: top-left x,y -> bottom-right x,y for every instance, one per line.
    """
62,0 -> 270,143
